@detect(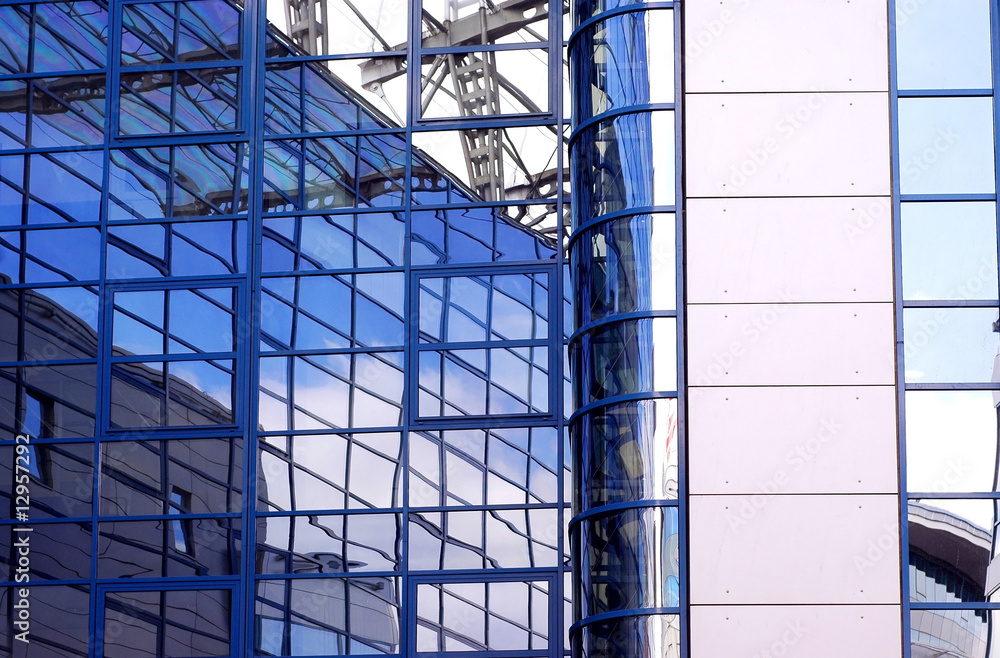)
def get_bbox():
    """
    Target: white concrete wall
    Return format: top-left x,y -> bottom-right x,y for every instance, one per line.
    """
683,1 -> 901,655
